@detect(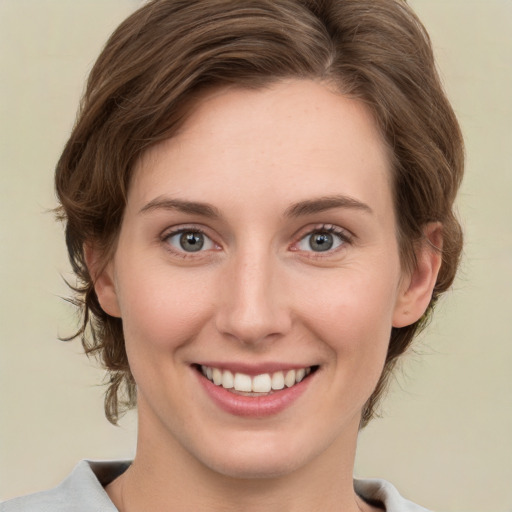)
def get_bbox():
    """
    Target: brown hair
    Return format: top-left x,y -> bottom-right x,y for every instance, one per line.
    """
56,0 -> 464,426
